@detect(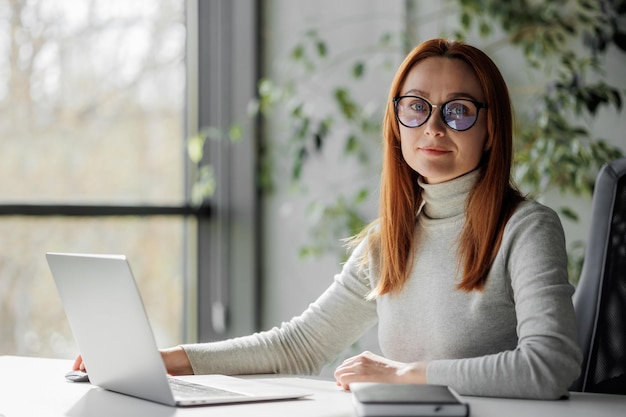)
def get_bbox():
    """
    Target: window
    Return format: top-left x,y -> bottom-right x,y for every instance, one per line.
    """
0,0 -> 259,358
0,0 -> 190,357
